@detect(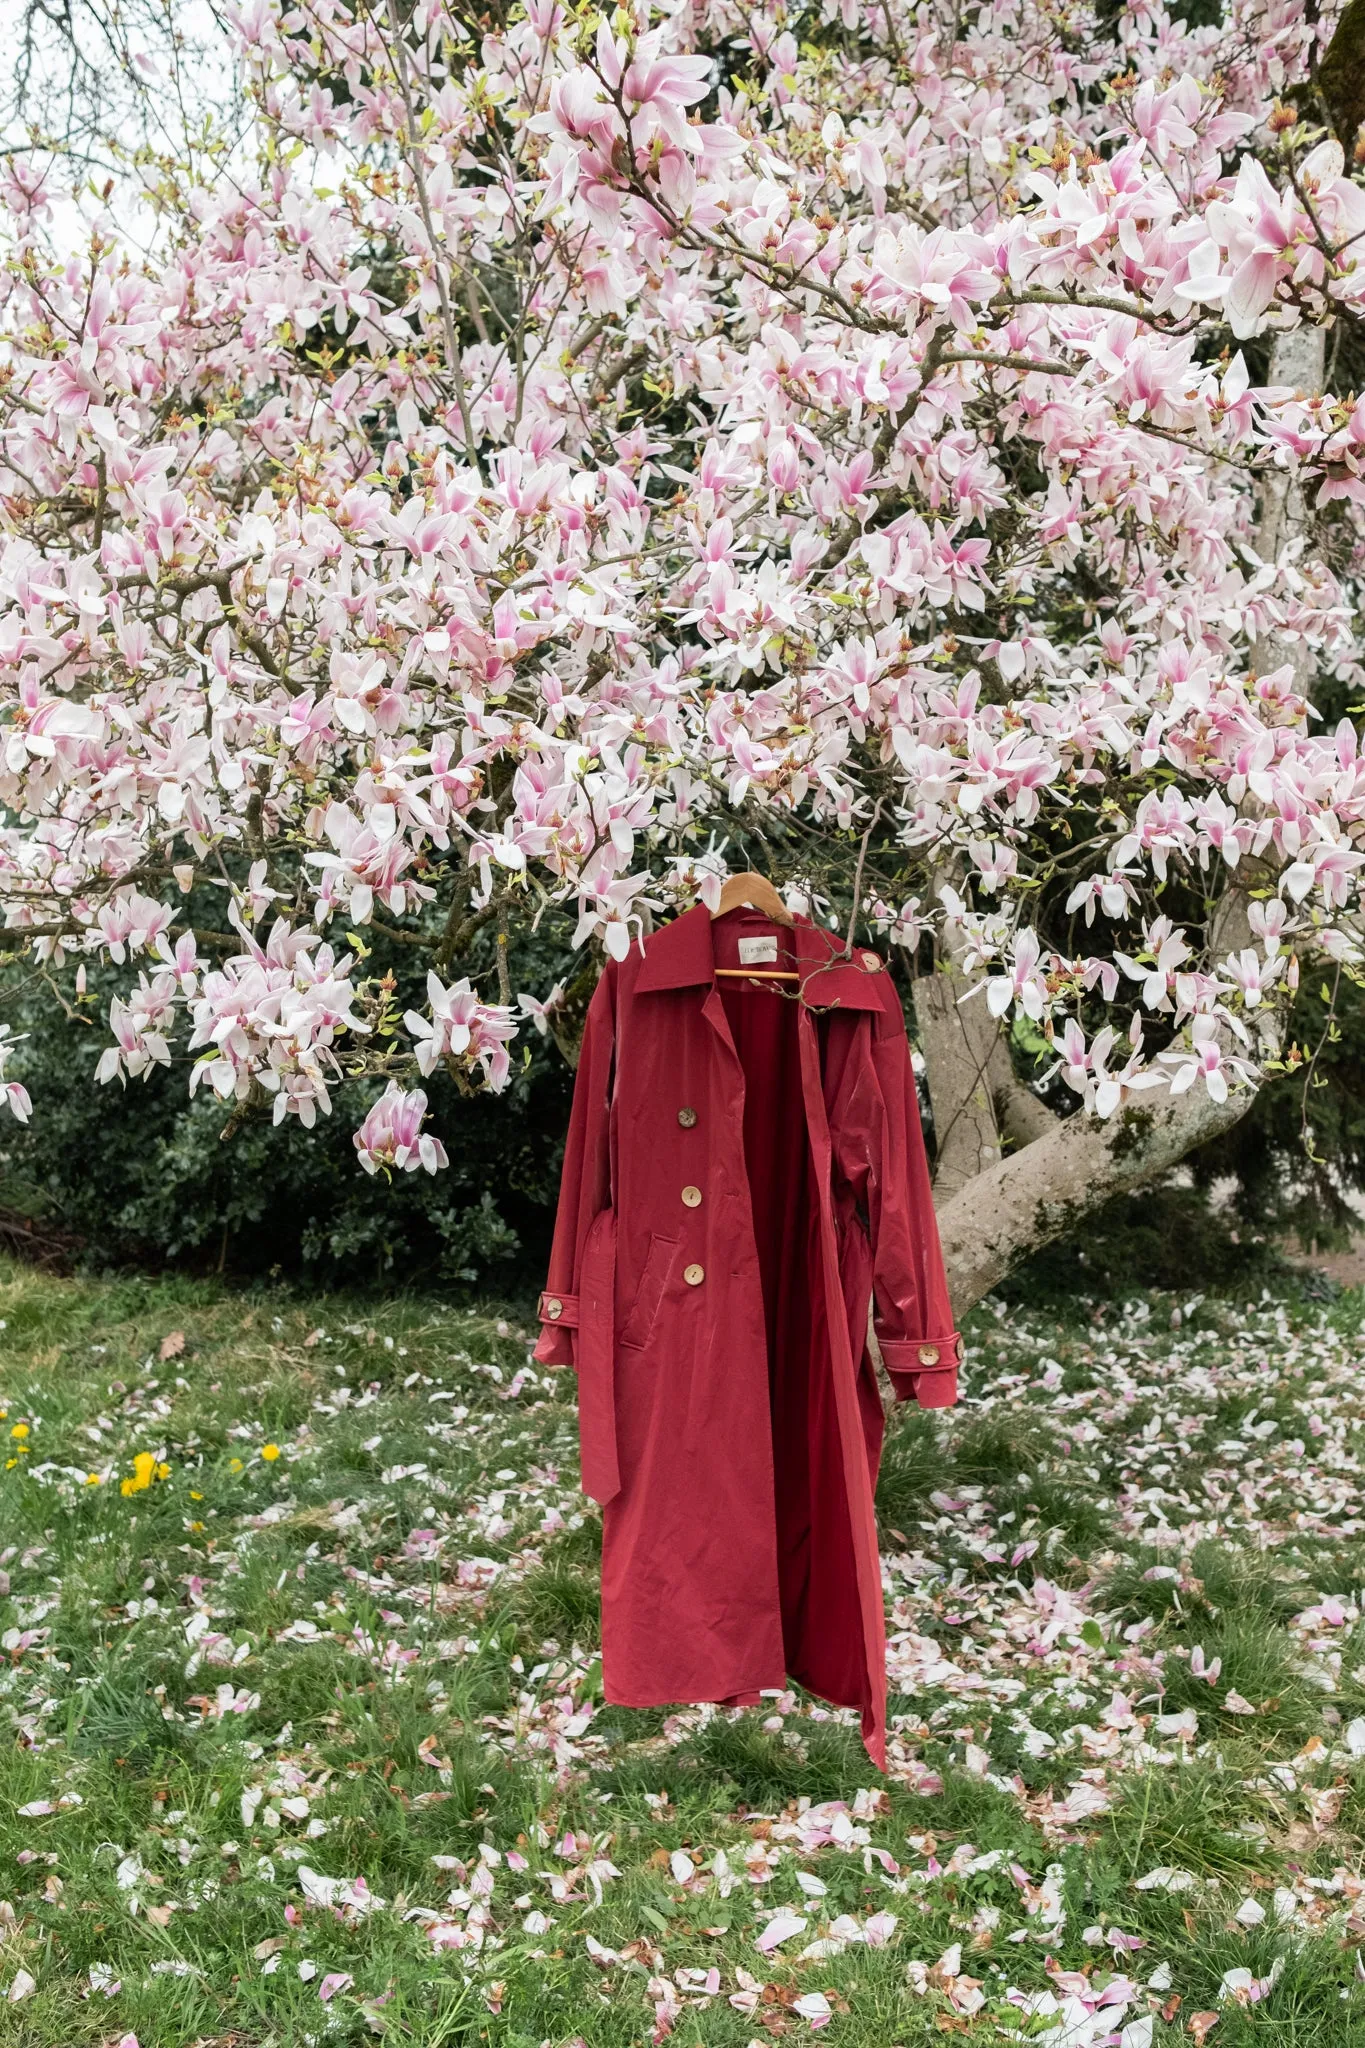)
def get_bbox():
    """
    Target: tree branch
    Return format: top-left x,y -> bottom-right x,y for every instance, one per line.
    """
936,1077 -> 1250,1313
